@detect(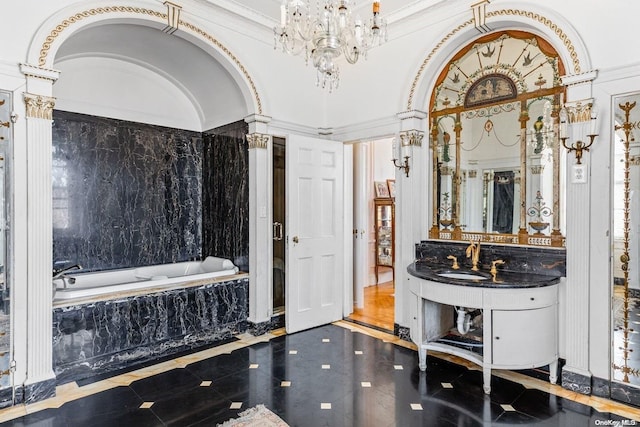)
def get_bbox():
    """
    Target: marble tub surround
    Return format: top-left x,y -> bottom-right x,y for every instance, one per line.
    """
203,120 -> 249,273
415,240 -> 566,279
53,276 -> 248,385
52,110 -> 203,271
